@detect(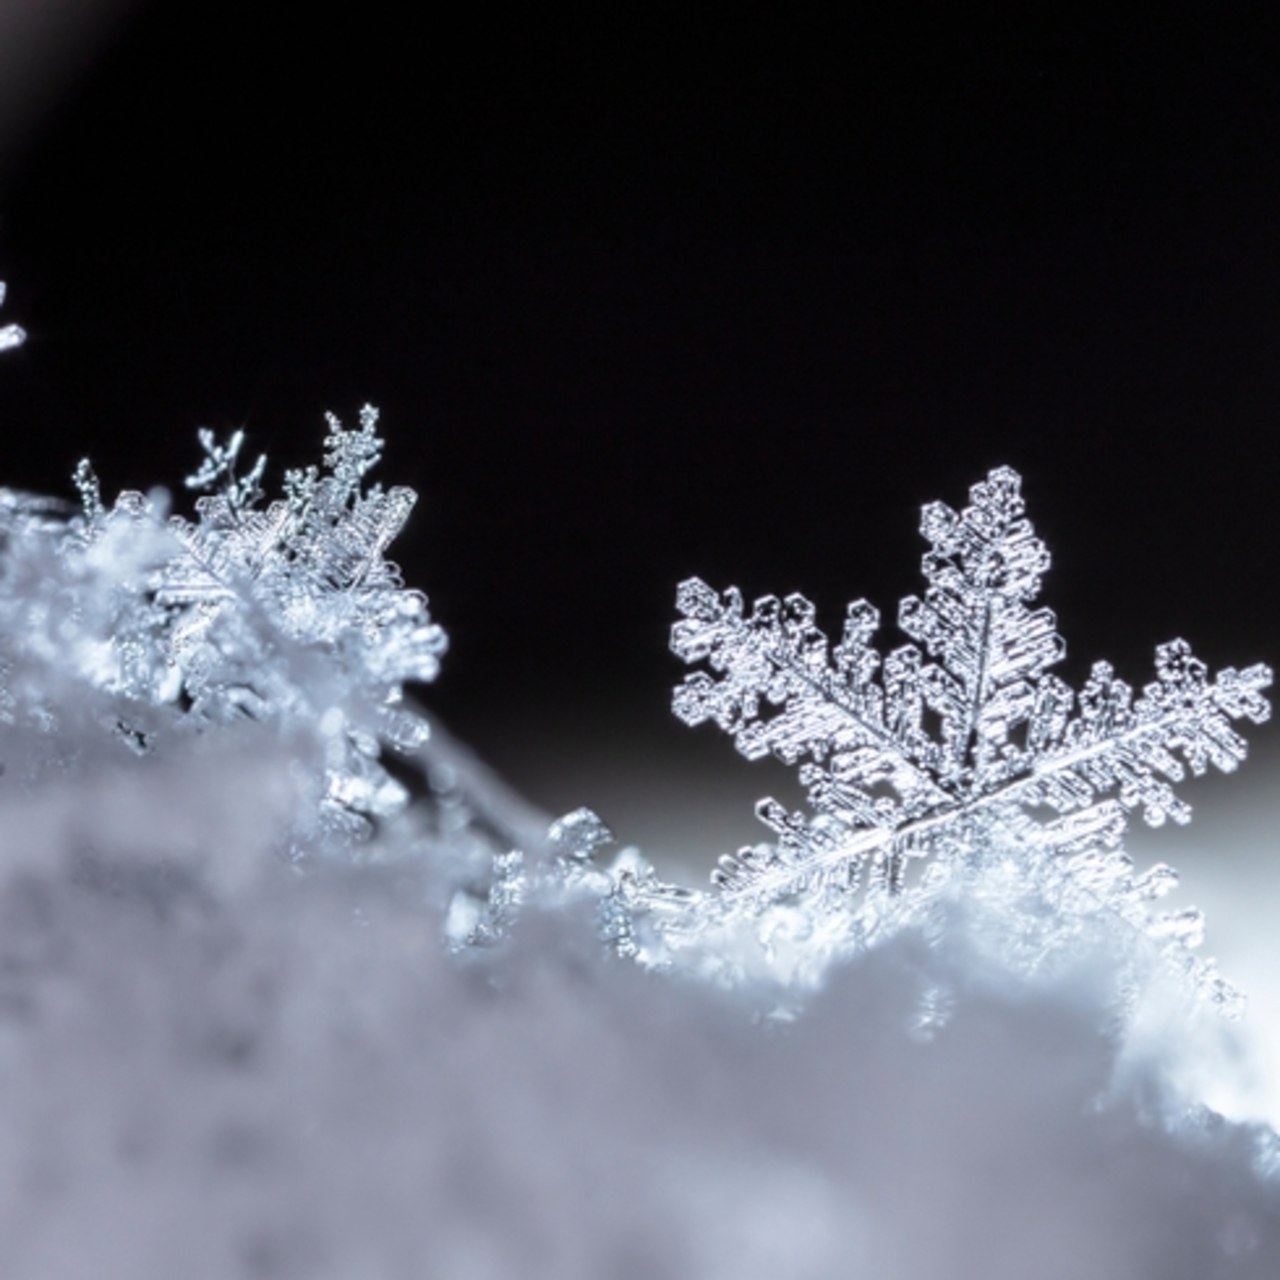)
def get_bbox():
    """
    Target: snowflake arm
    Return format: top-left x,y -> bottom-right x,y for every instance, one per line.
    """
1007,643 -> 1271,829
